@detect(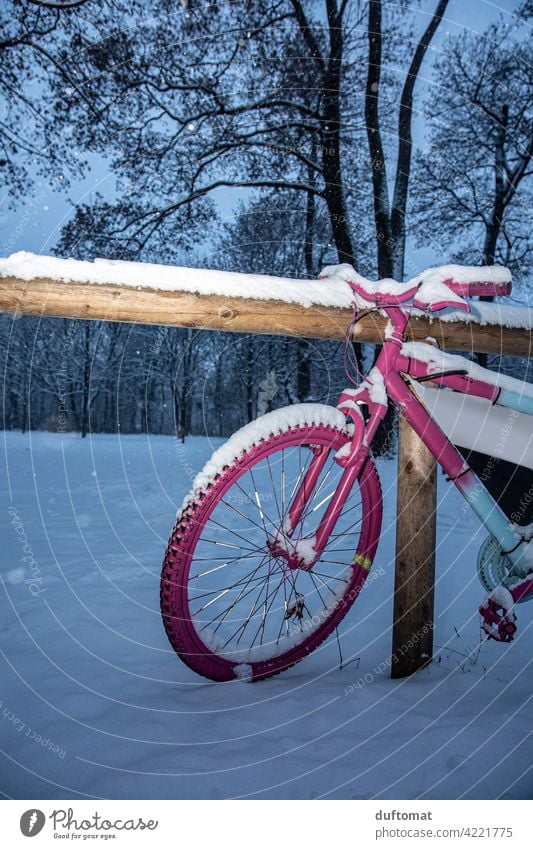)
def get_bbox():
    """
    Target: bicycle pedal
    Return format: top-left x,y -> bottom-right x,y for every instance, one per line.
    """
479,593 -> 517,643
